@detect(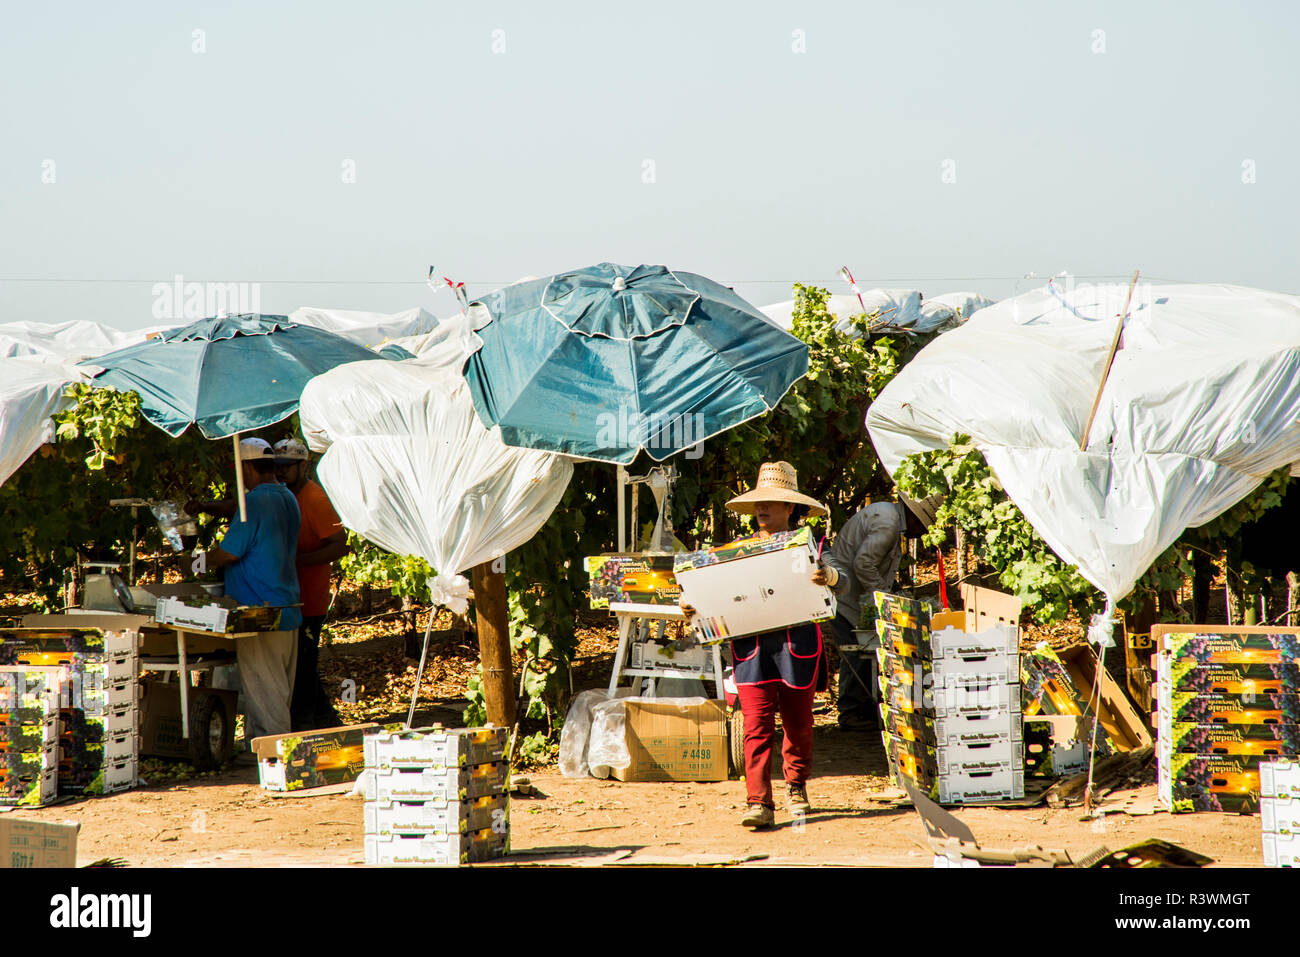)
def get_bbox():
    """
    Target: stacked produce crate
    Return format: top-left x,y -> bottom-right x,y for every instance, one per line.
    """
363,726 -> 510,866
874,592 -> 1024,804
1261,759 -> 1300,867
1157,631 -> 1300,813
0,667 -> 60,807
0,628 -> 140,798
